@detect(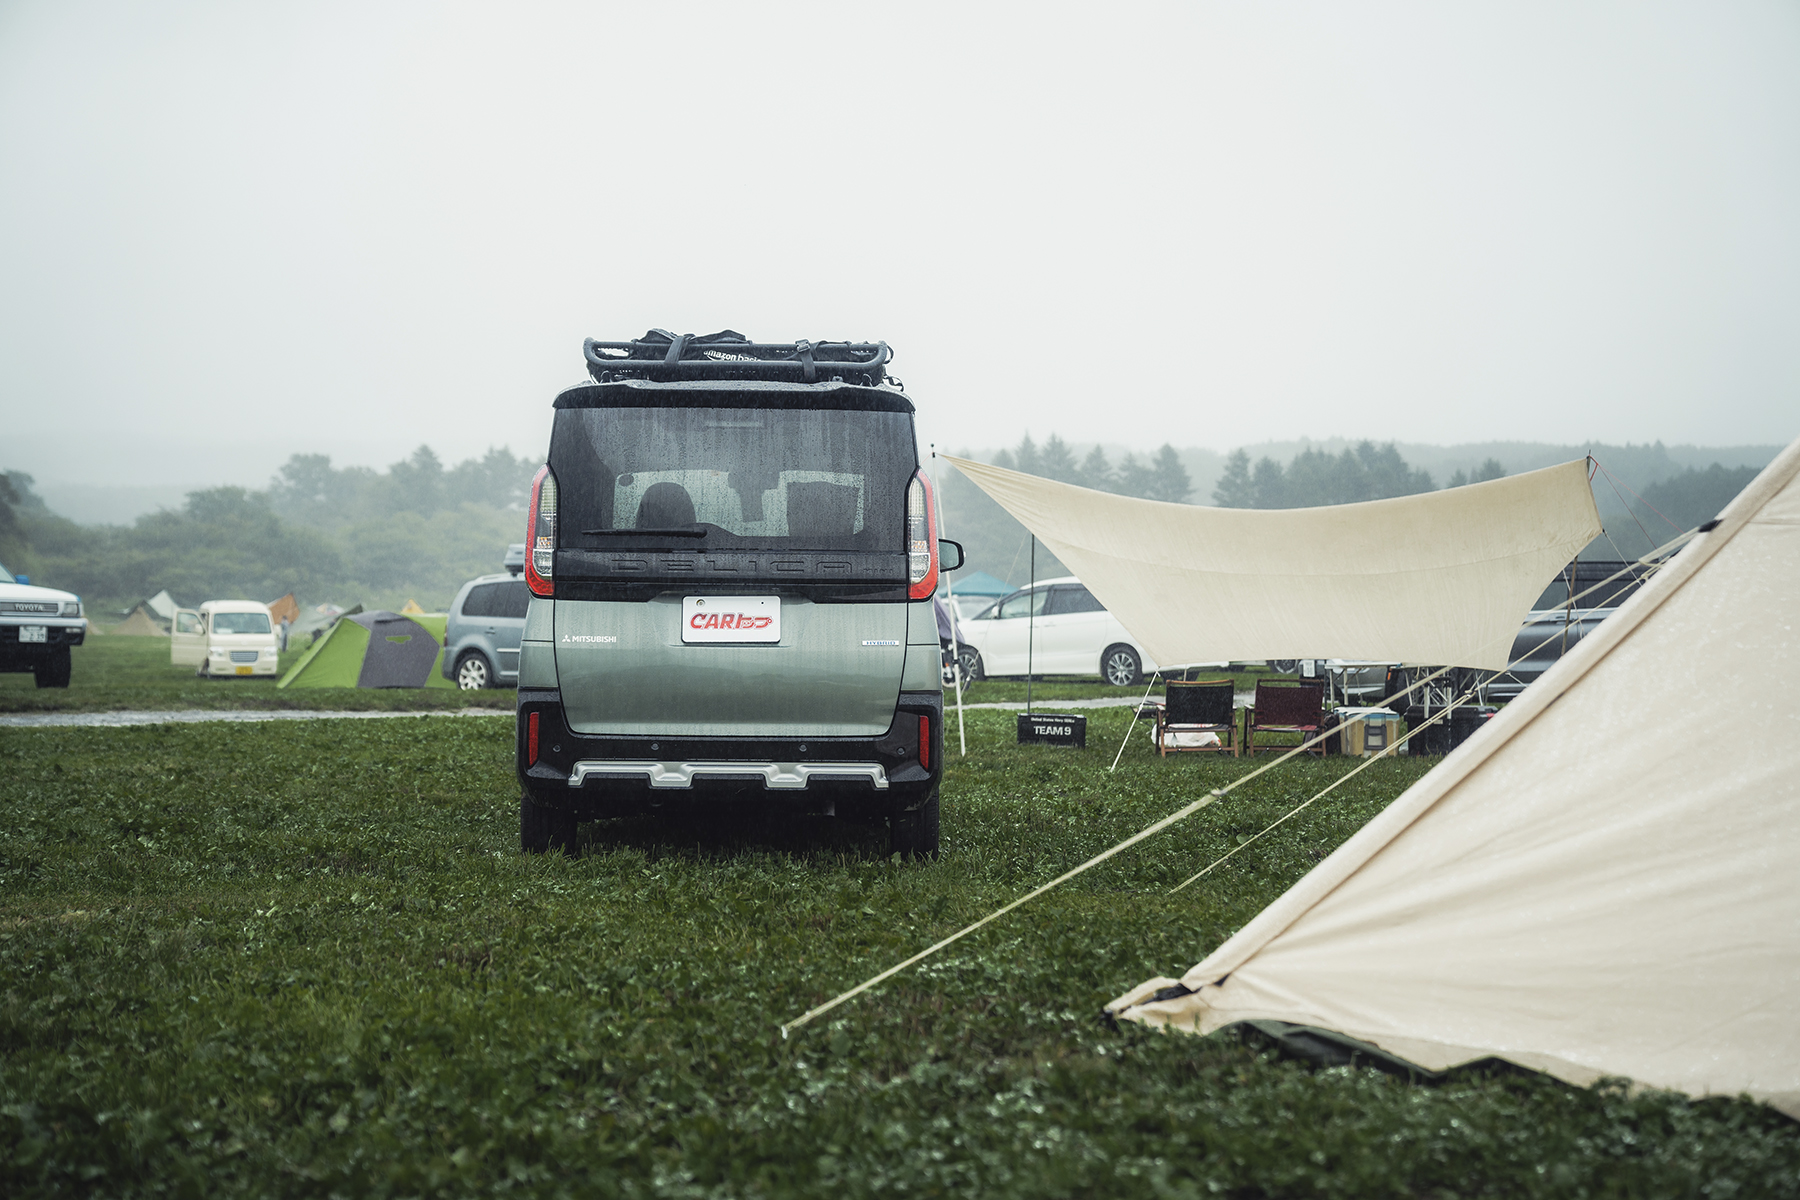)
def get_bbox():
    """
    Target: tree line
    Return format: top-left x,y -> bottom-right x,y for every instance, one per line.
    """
269,445 -> 533,529
990,435 -> 1194,503
980,435 -> 1493,510
0,436 -> 1762,610
1,446 -> 536,611
1209,443 -> 1498,508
